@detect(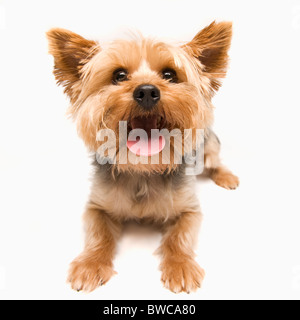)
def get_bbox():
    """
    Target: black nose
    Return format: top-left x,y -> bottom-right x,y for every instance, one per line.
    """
133,84 -> 160,109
